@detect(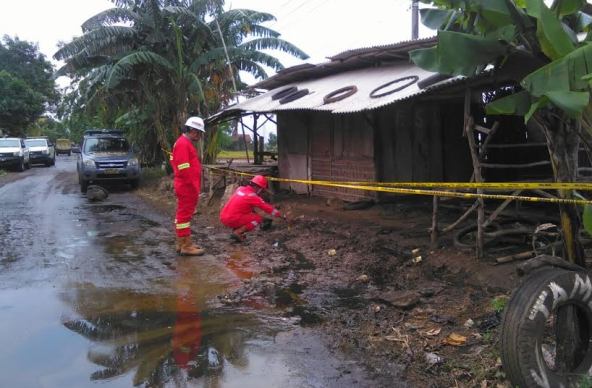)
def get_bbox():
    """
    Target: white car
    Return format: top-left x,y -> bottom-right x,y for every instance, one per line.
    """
0,137 -> 30,171
25,137 -> 55,166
